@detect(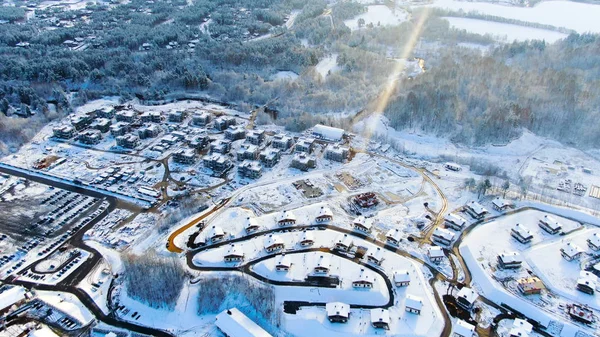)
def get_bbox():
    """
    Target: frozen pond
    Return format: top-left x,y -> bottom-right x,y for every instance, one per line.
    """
426,0 -> 600,33
344,5 -> 408,31
444,17 -> 568,43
